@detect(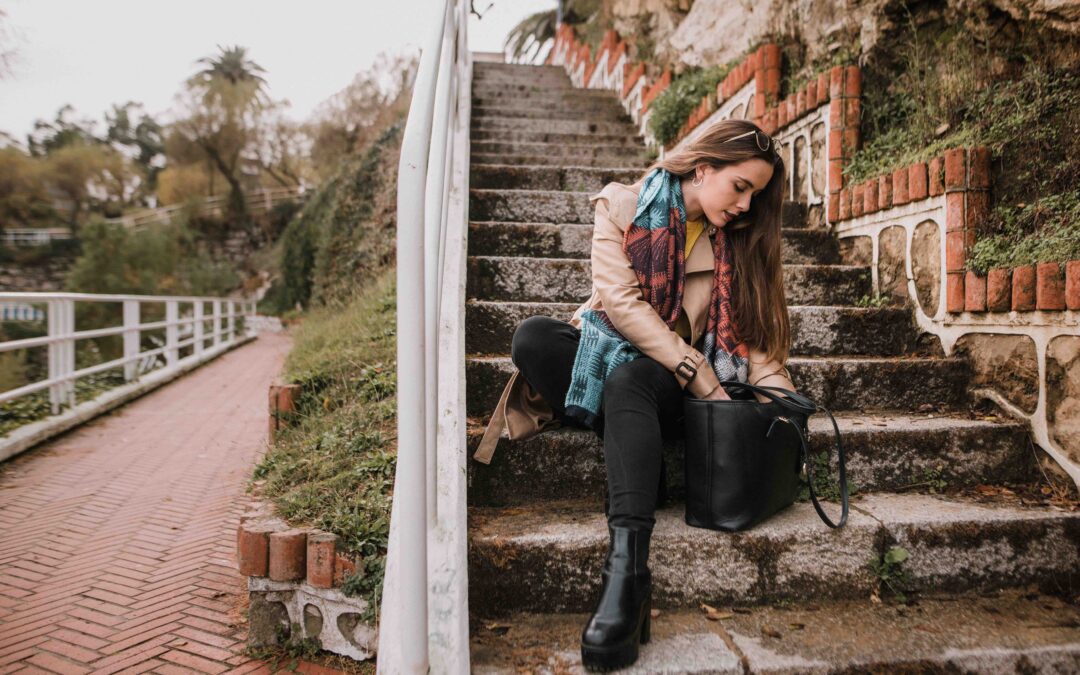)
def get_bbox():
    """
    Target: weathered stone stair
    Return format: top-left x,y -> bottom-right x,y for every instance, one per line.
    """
465,62 -> 1080,672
